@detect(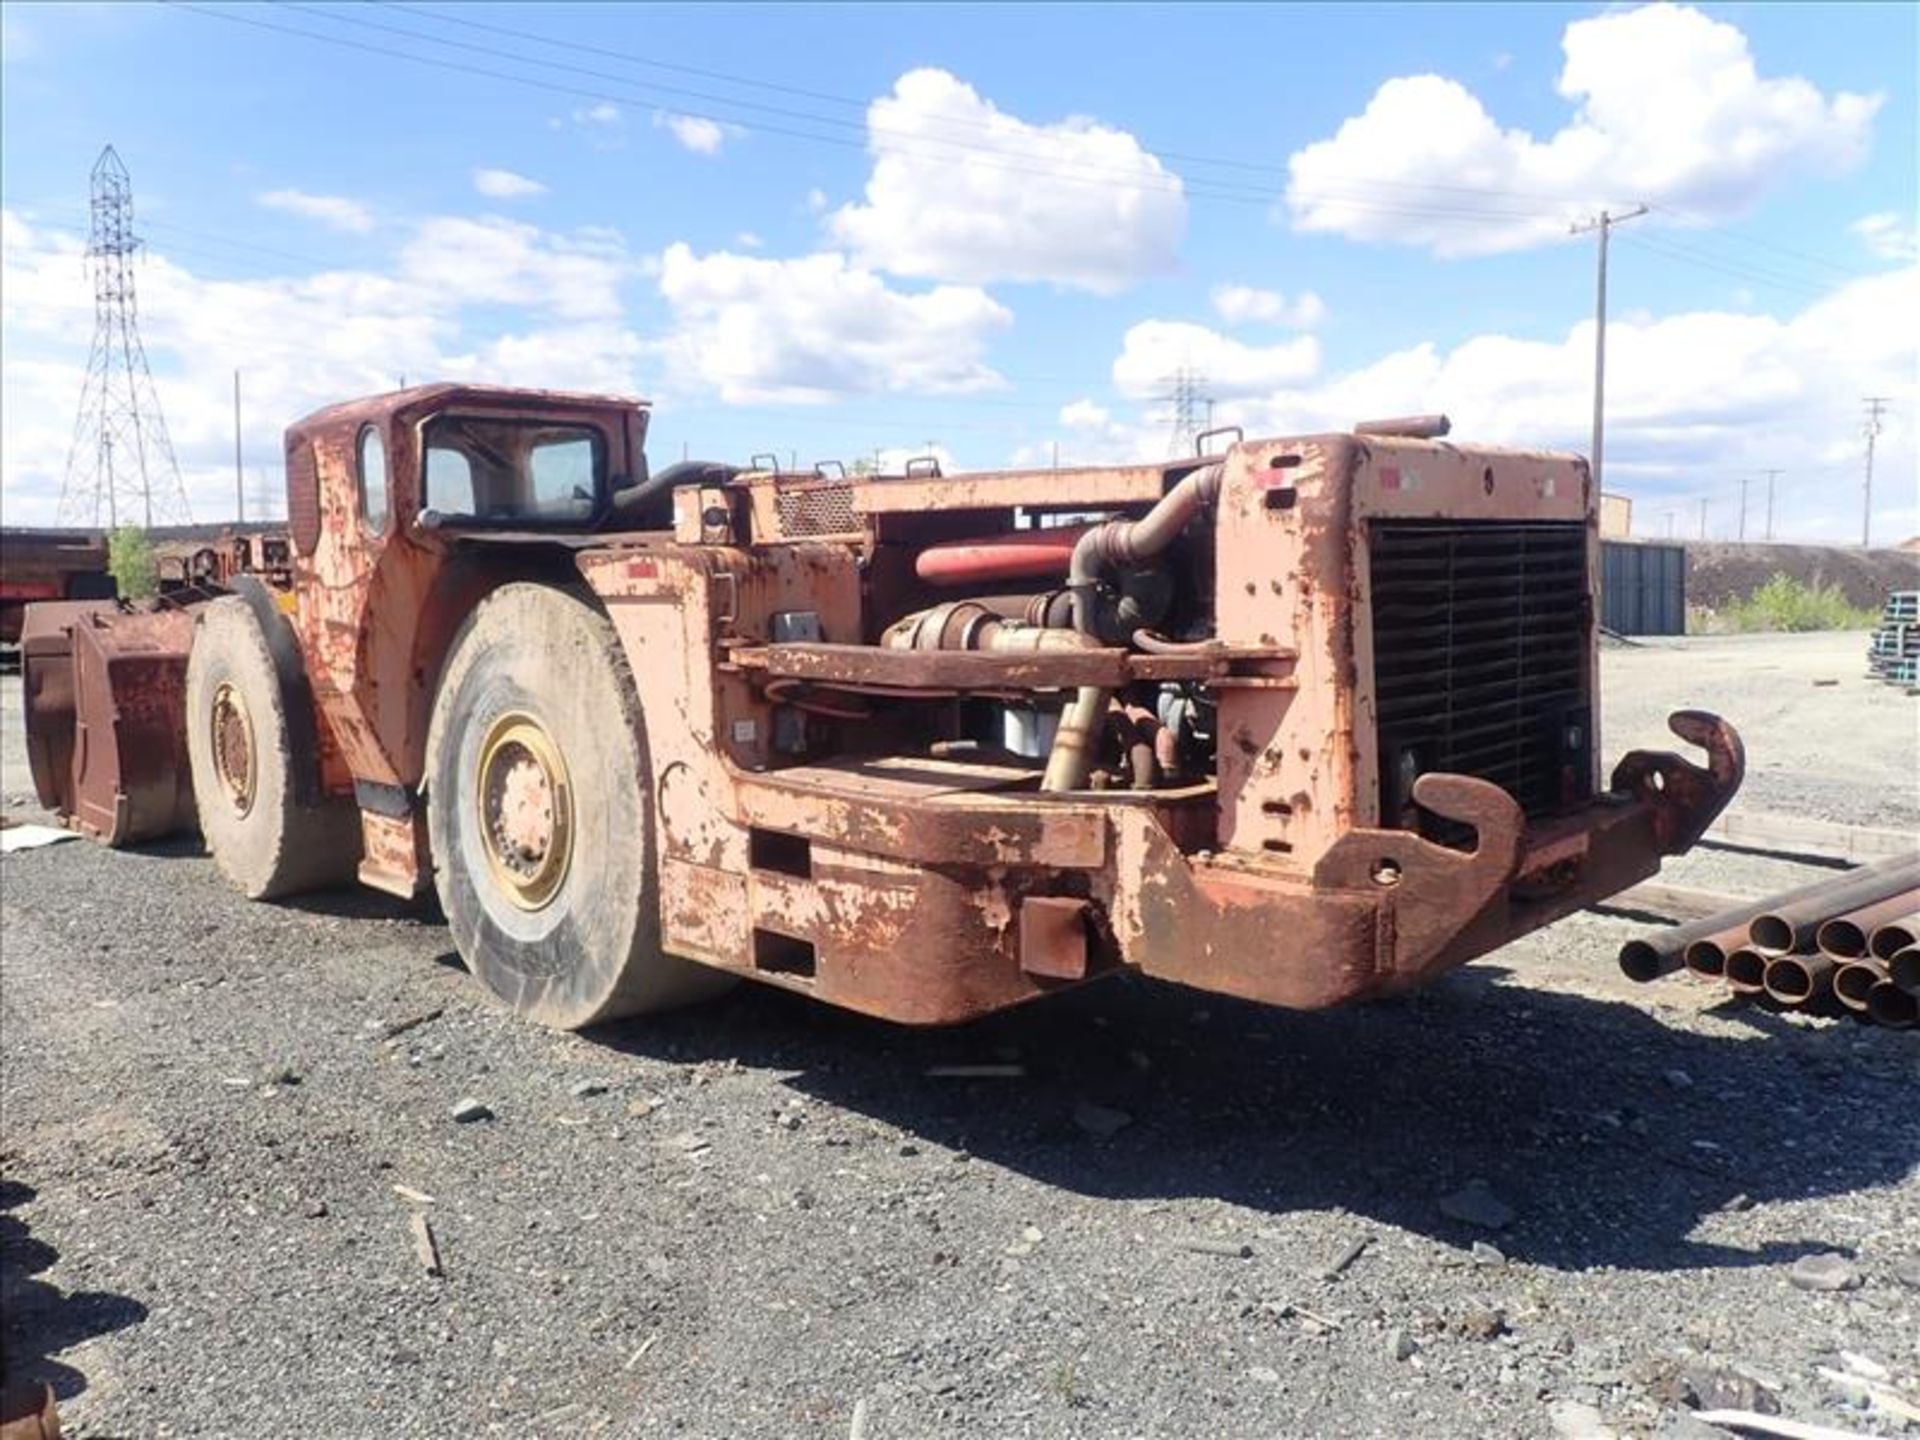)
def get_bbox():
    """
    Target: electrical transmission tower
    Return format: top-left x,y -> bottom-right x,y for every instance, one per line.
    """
1158,364 -> 1213,457
1861,396 -> 1889,548
60,146 -> 191,530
